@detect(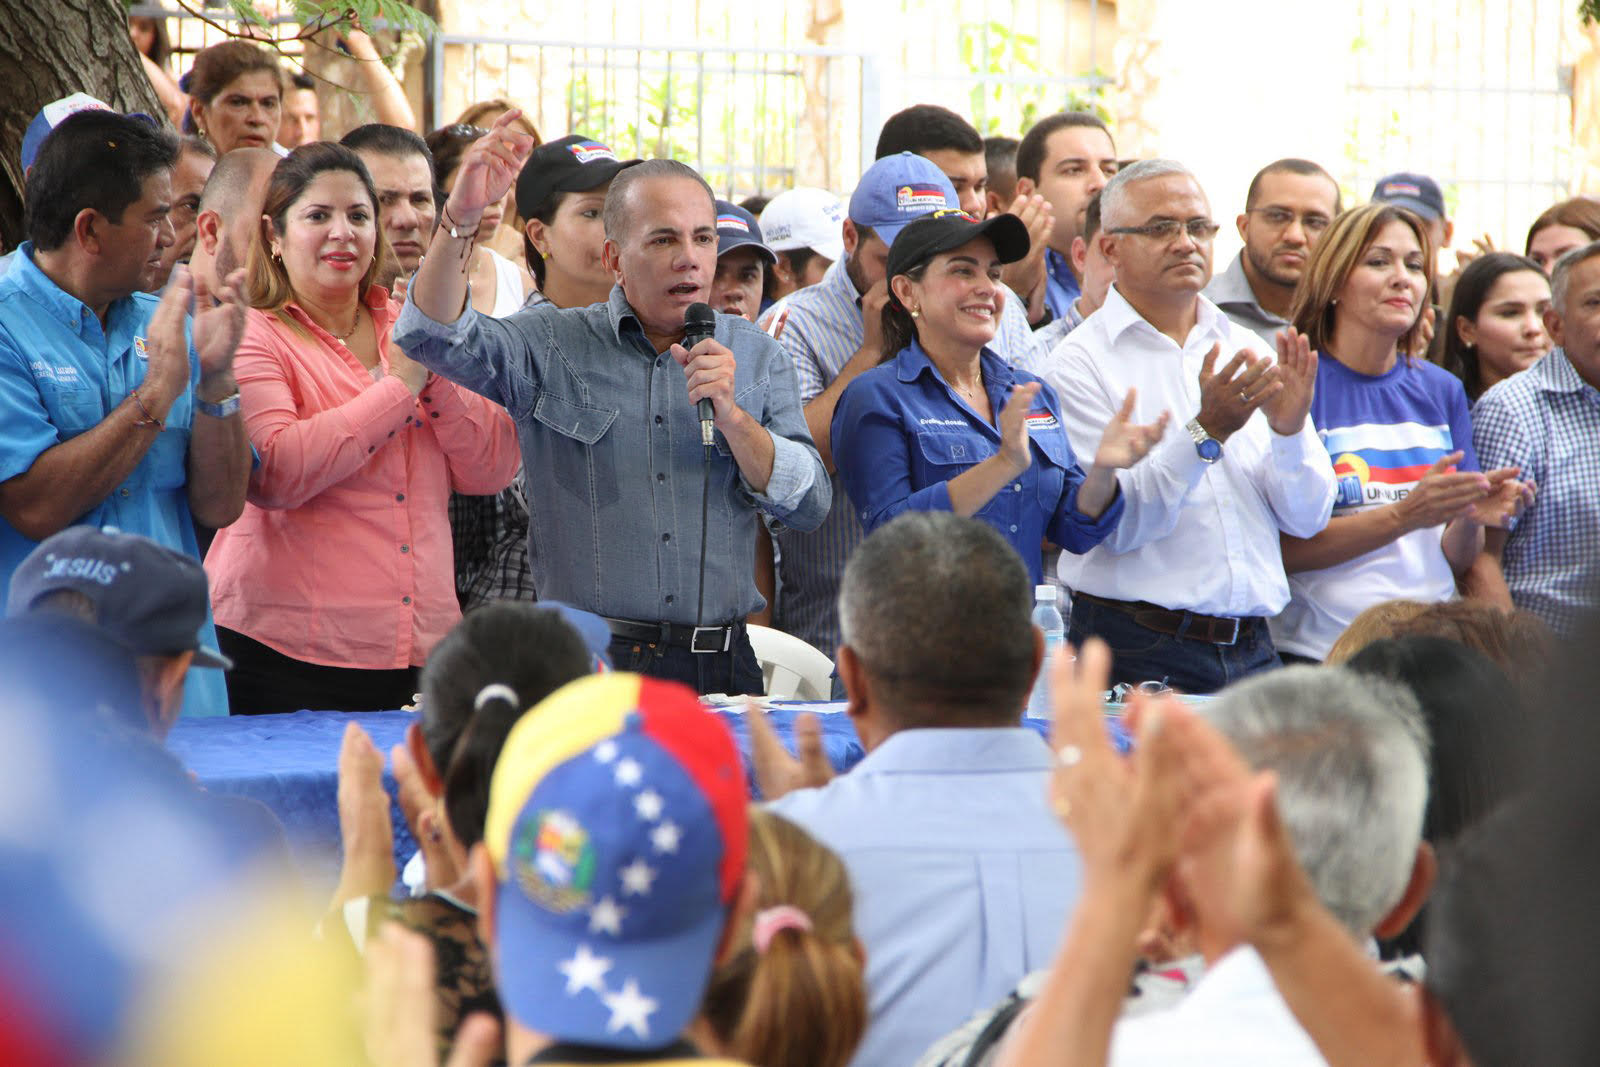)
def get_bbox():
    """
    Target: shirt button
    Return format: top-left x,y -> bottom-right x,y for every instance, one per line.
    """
1013,483 -> 1022,492
368,445 -> 376,453
661,533 -> 670,543
395,493 -> 405,502
421,394 -> 431,403
388,430 -> 395,437
429,411 -> 440,418
1009,524 -> 1019,533
120,488 -> 130,497
402,596 -> 411,605
657,473 -> 665,482
400,544 -> 410,553
655,415 -> 663,425
665,595 -> 675,605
